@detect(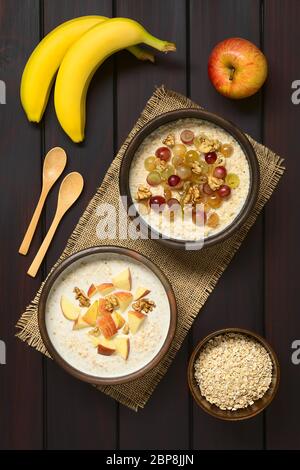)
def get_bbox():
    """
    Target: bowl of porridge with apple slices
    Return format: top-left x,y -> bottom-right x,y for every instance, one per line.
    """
120,109 -> 259,248
38,246 -> 177,385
